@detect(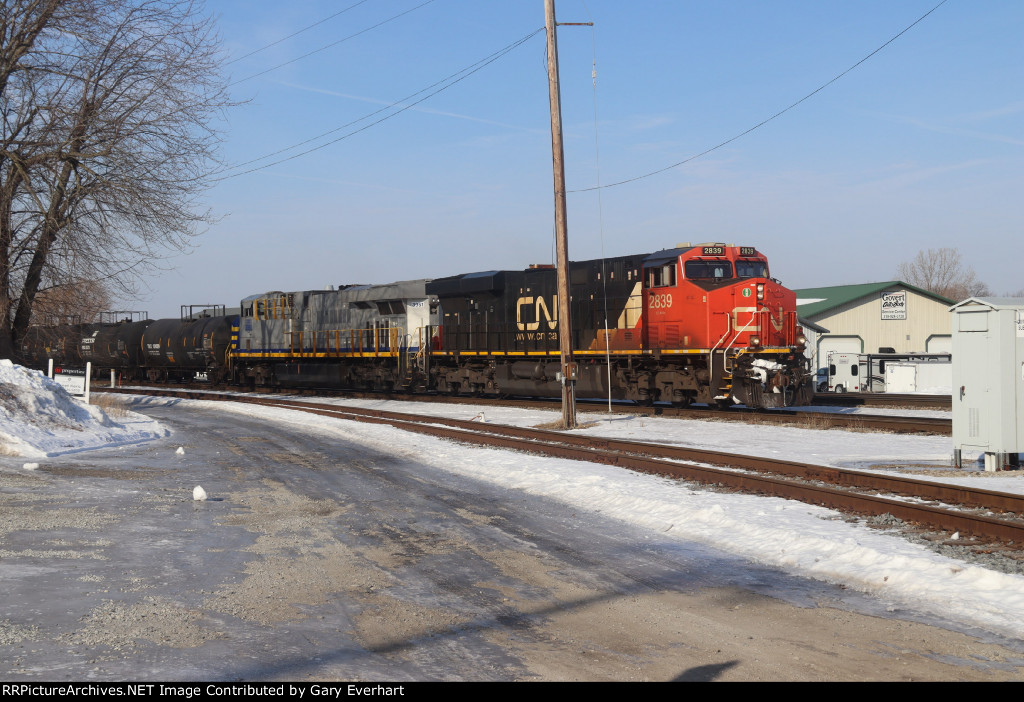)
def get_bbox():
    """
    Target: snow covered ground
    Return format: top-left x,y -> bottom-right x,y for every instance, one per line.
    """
234,393 -> 1004,492
0,360 -> 167,459
4,362 -> 1024,643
